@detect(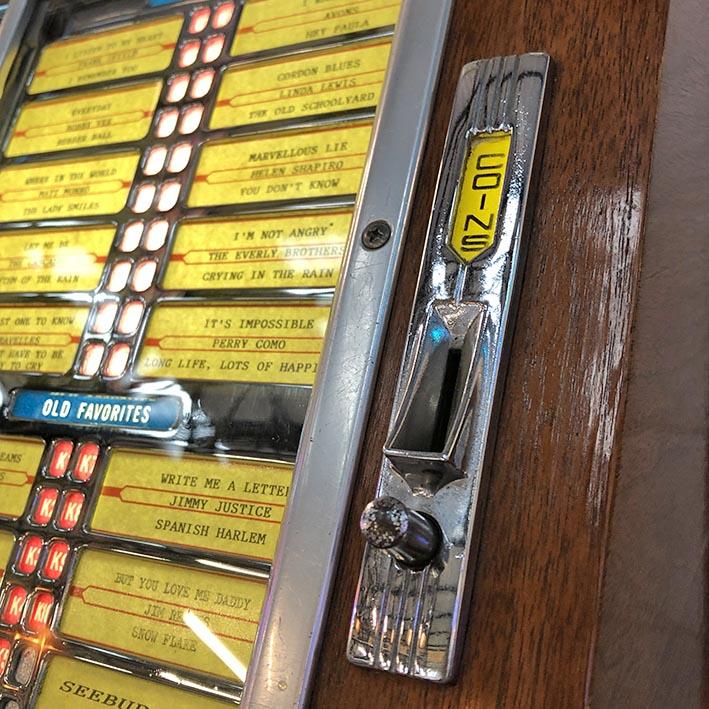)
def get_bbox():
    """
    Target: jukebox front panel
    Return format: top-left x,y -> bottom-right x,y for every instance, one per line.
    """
0,0 -> 432,705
